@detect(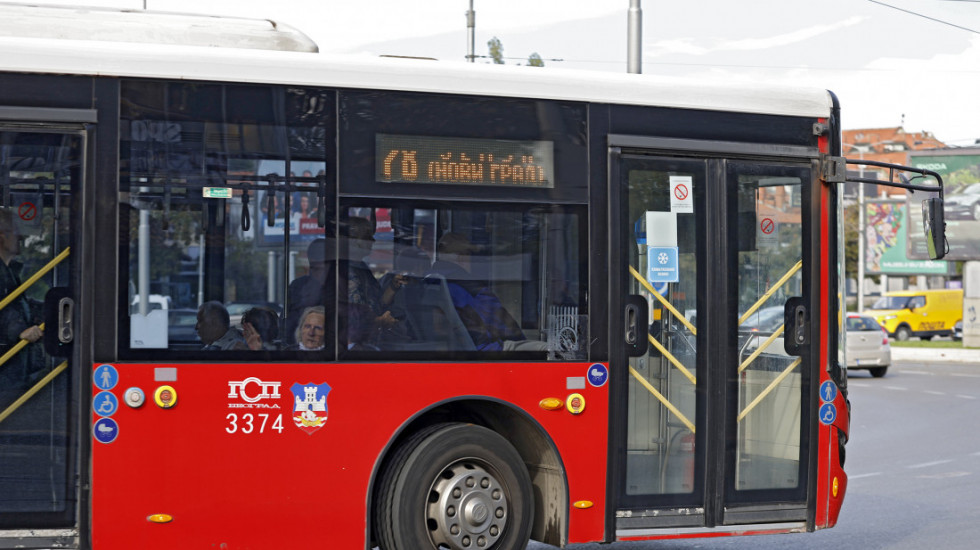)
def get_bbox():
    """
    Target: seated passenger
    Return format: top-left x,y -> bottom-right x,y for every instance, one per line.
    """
285,238 -> 333,347
241,306 -> 280,351
291,306 -> 326,351
196,301 -> 247,350
427,232 -> 532,351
